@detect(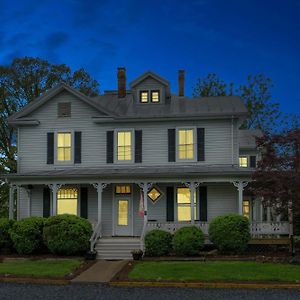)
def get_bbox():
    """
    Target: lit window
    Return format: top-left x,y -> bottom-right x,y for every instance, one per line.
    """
57,132 -> 71,161
57,188 -> 78,215
117,131 -> 132,161
239,156 -> 248,168
140,91 -> 149,103
243,199 -> 250,219
178,129 -> 194,160
177,188 -> 196,222
151,90 -> 160,103
148,187 -> 161,203
115,185 -> 131,194
118,200 -> 128,226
